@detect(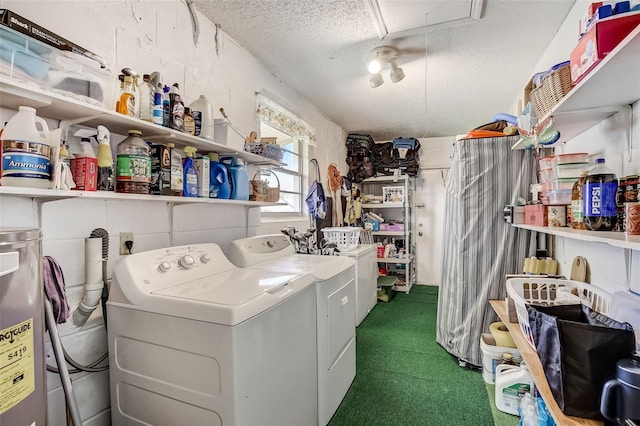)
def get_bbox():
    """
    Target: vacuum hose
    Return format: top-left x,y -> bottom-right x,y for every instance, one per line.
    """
72,228 -> 109,327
